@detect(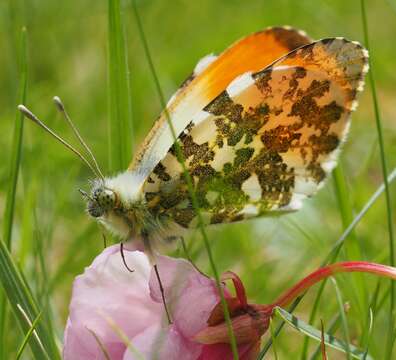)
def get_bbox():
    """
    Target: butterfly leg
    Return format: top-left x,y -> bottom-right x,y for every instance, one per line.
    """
142,233 -> 173,325
119,242 -> 134,273
178,236 -> 207,277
